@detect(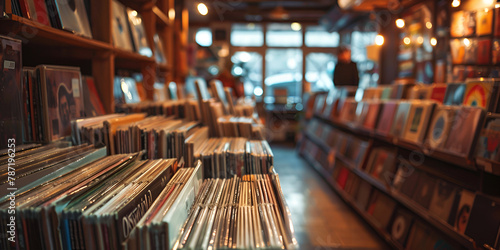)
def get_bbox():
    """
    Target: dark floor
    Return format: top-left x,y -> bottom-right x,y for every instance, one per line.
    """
271,142 -> 388,250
